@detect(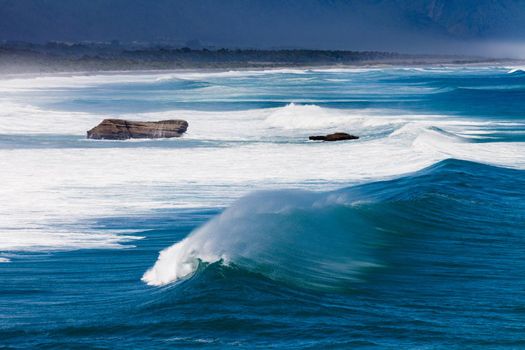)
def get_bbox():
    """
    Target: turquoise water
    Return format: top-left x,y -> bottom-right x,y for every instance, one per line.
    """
1,67 -> 525,348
